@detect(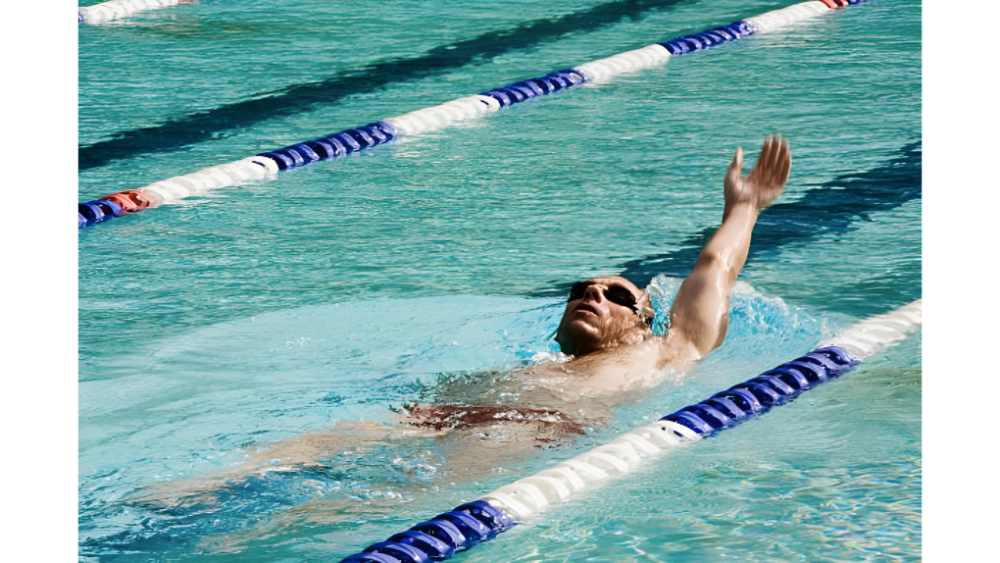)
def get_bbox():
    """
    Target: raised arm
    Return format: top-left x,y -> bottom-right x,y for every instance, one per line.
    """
668,135 -> 791,358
